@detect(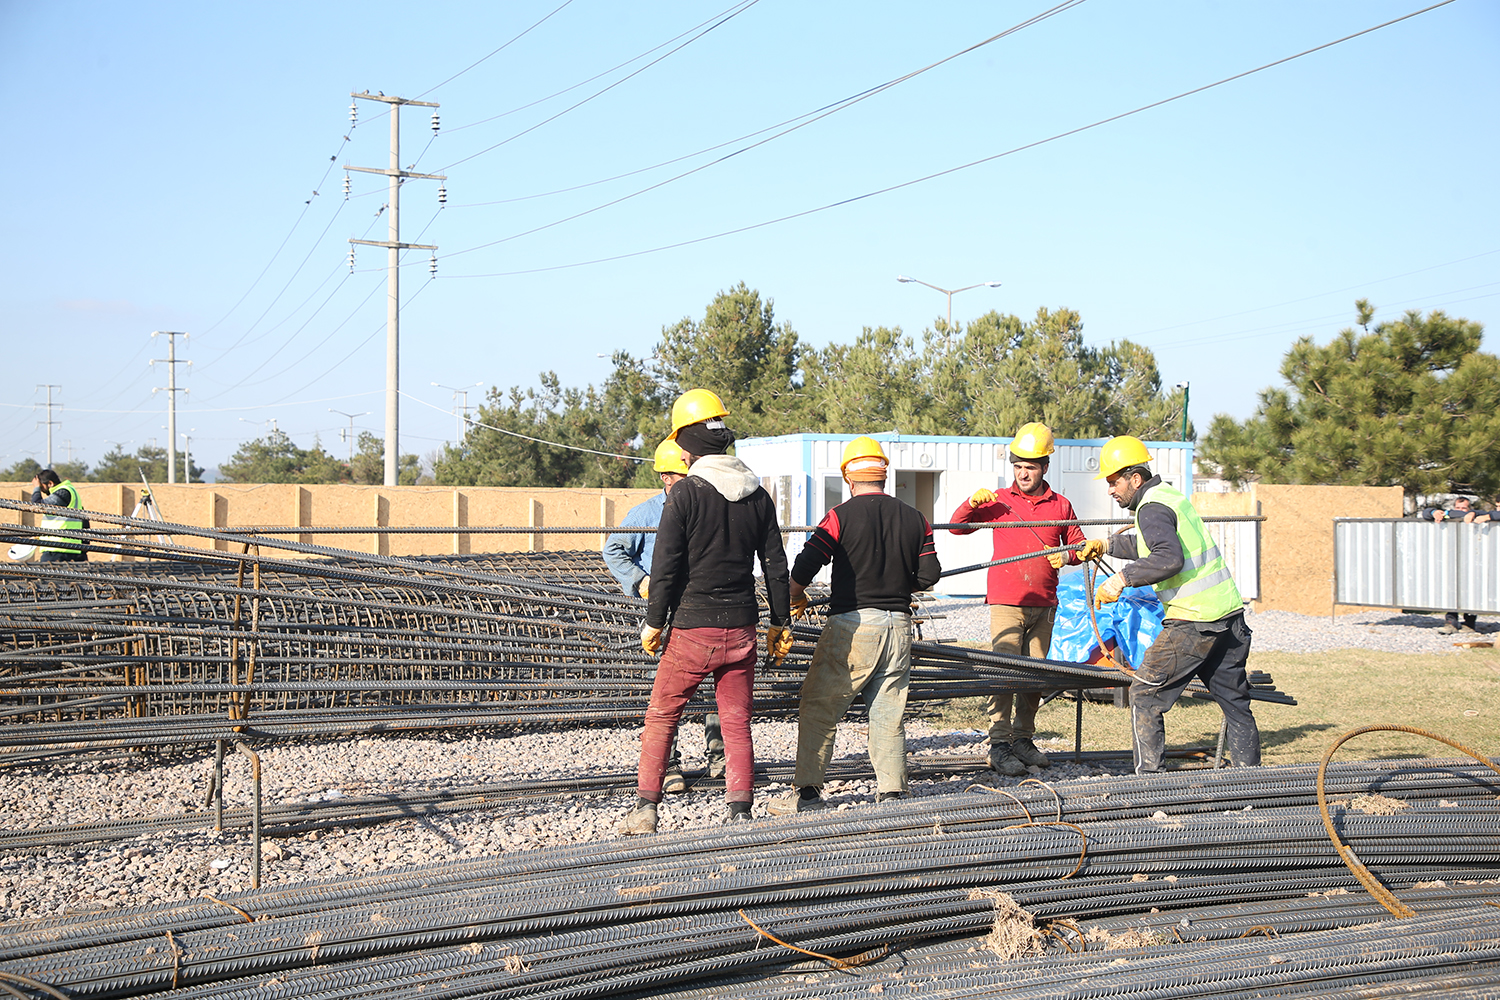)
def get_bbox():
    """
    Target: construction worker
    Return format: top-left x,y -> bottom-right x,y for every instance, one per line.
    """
602,439 -> 724,790
1094,435 -> 1260,774
949,423 -> 1102,777
1419,497 -> 1495,635
622,389 -> 792,833
770,436 -> 941,814
29,470 -> 87,563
